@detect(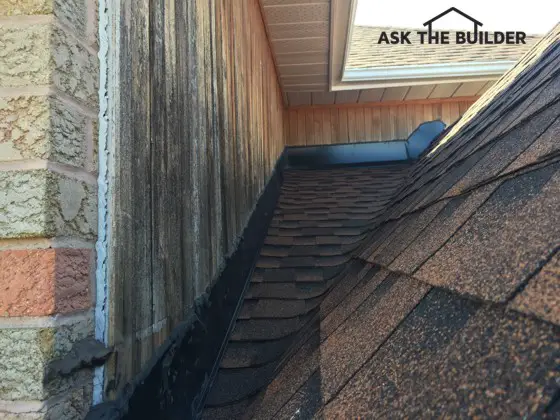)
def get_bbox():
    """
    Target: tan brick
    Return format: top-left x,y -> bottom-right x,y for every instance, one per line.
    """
0,0 -> 52,17
0,23 -> 99,107
51,24 -> 98,106
0,170 -> 97,240
0,95 -> 88,166
54,0 -> 87,38
0,23 -> 51,88
0,381 -> 92,419
0,315 -> 93,401
0,248 -> 92,317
